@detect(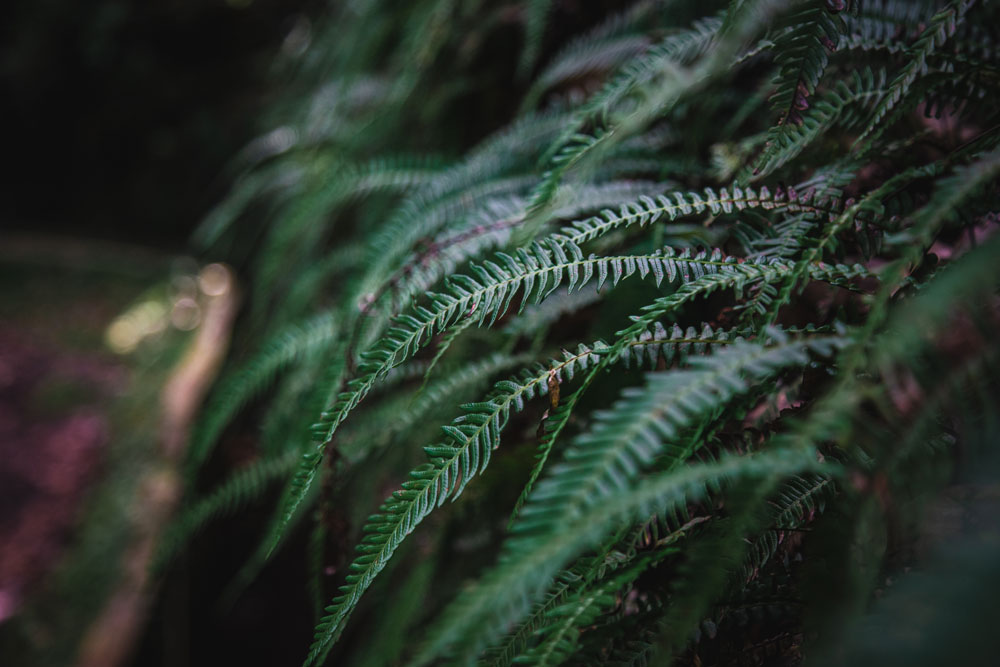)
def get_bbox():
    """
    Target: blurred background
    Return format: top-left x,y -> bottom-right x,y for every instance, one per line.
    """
2,0 -> 321,246
0,2 -> 617,665
0,1 -> 319,665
